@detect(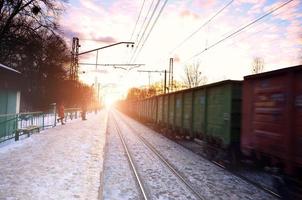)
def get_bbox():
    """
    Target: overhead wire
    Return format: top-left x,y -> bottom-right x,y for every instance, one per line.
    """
150,0 -> 234,68
185,0 -> 295,63
132,0 -> 169,63
128,0 -> 156,63
169,0 -> 234,55
129,0 -> 147,41
225,7 -> 293,49
129,0 -> 163,63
